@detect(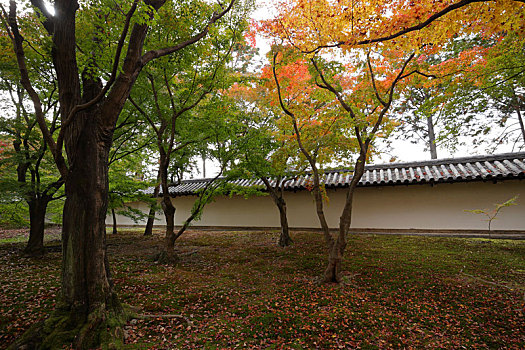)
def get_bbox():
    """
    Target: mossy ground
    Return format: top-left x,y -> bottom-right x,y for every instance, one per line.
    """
1,228 -> 524,348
